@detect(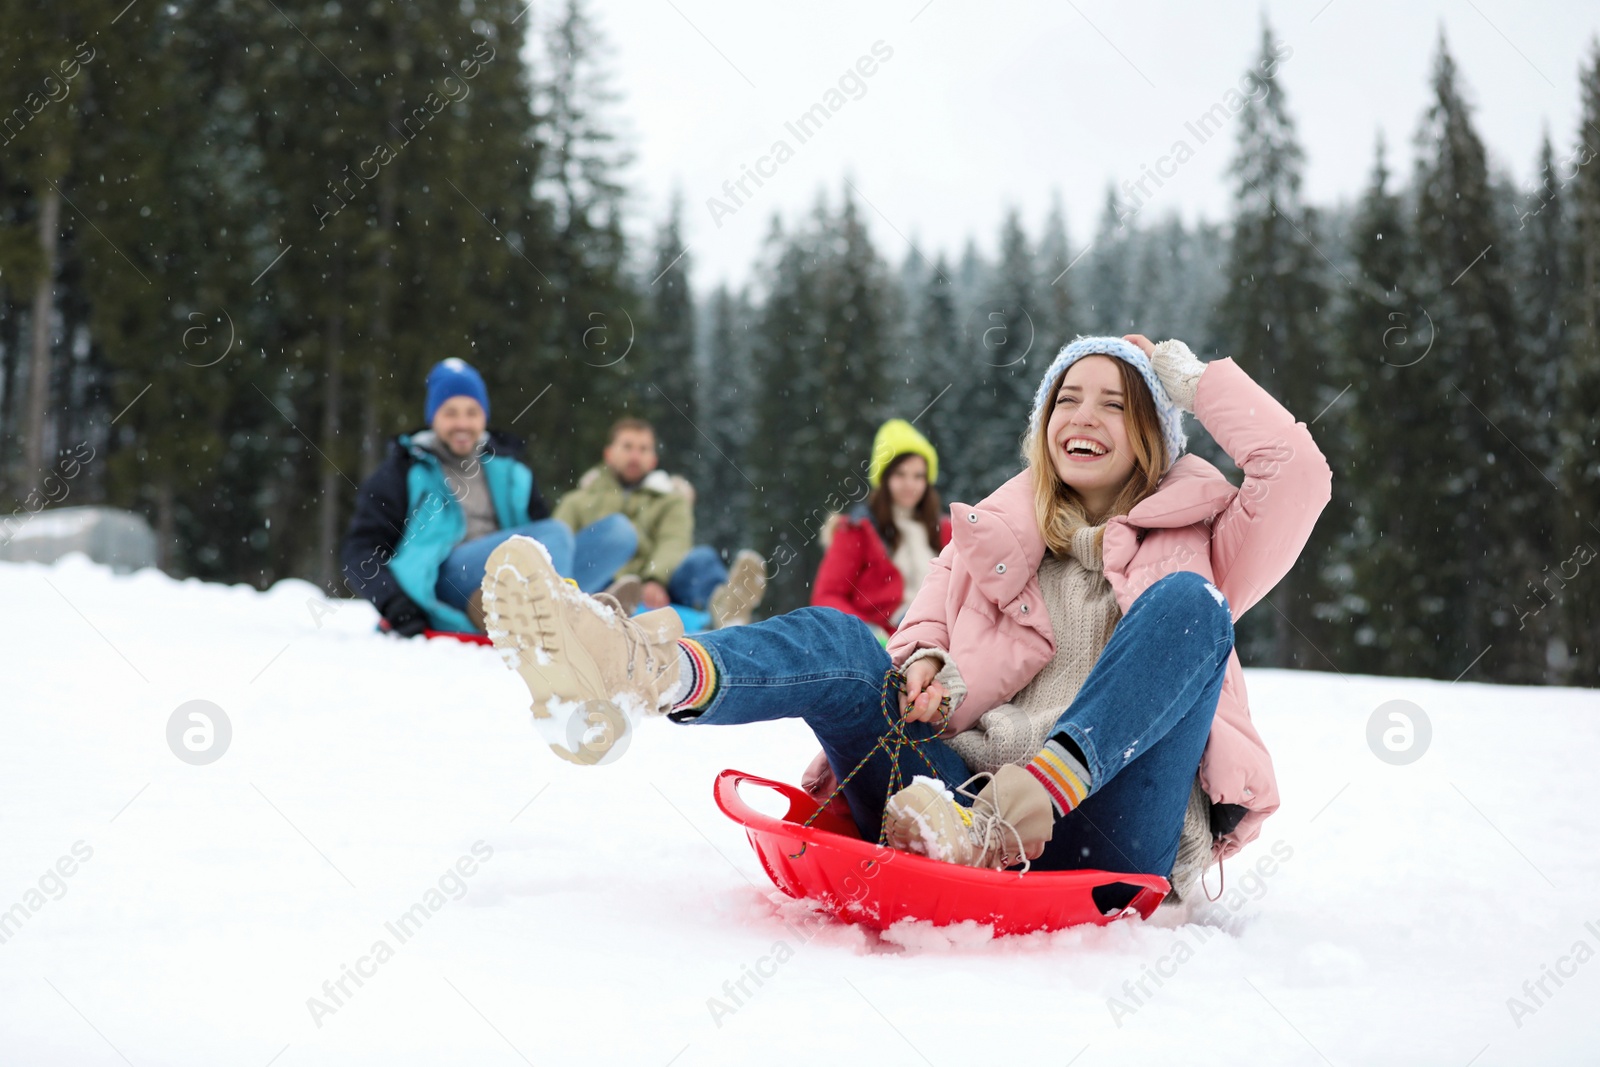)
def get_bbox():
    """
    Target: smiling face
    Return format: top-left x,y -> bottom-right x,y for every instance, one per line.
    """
885,454 -> 928,511
604,427 -> 658,485
1045,355 -> 1138,519
430,396 -> 486,457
